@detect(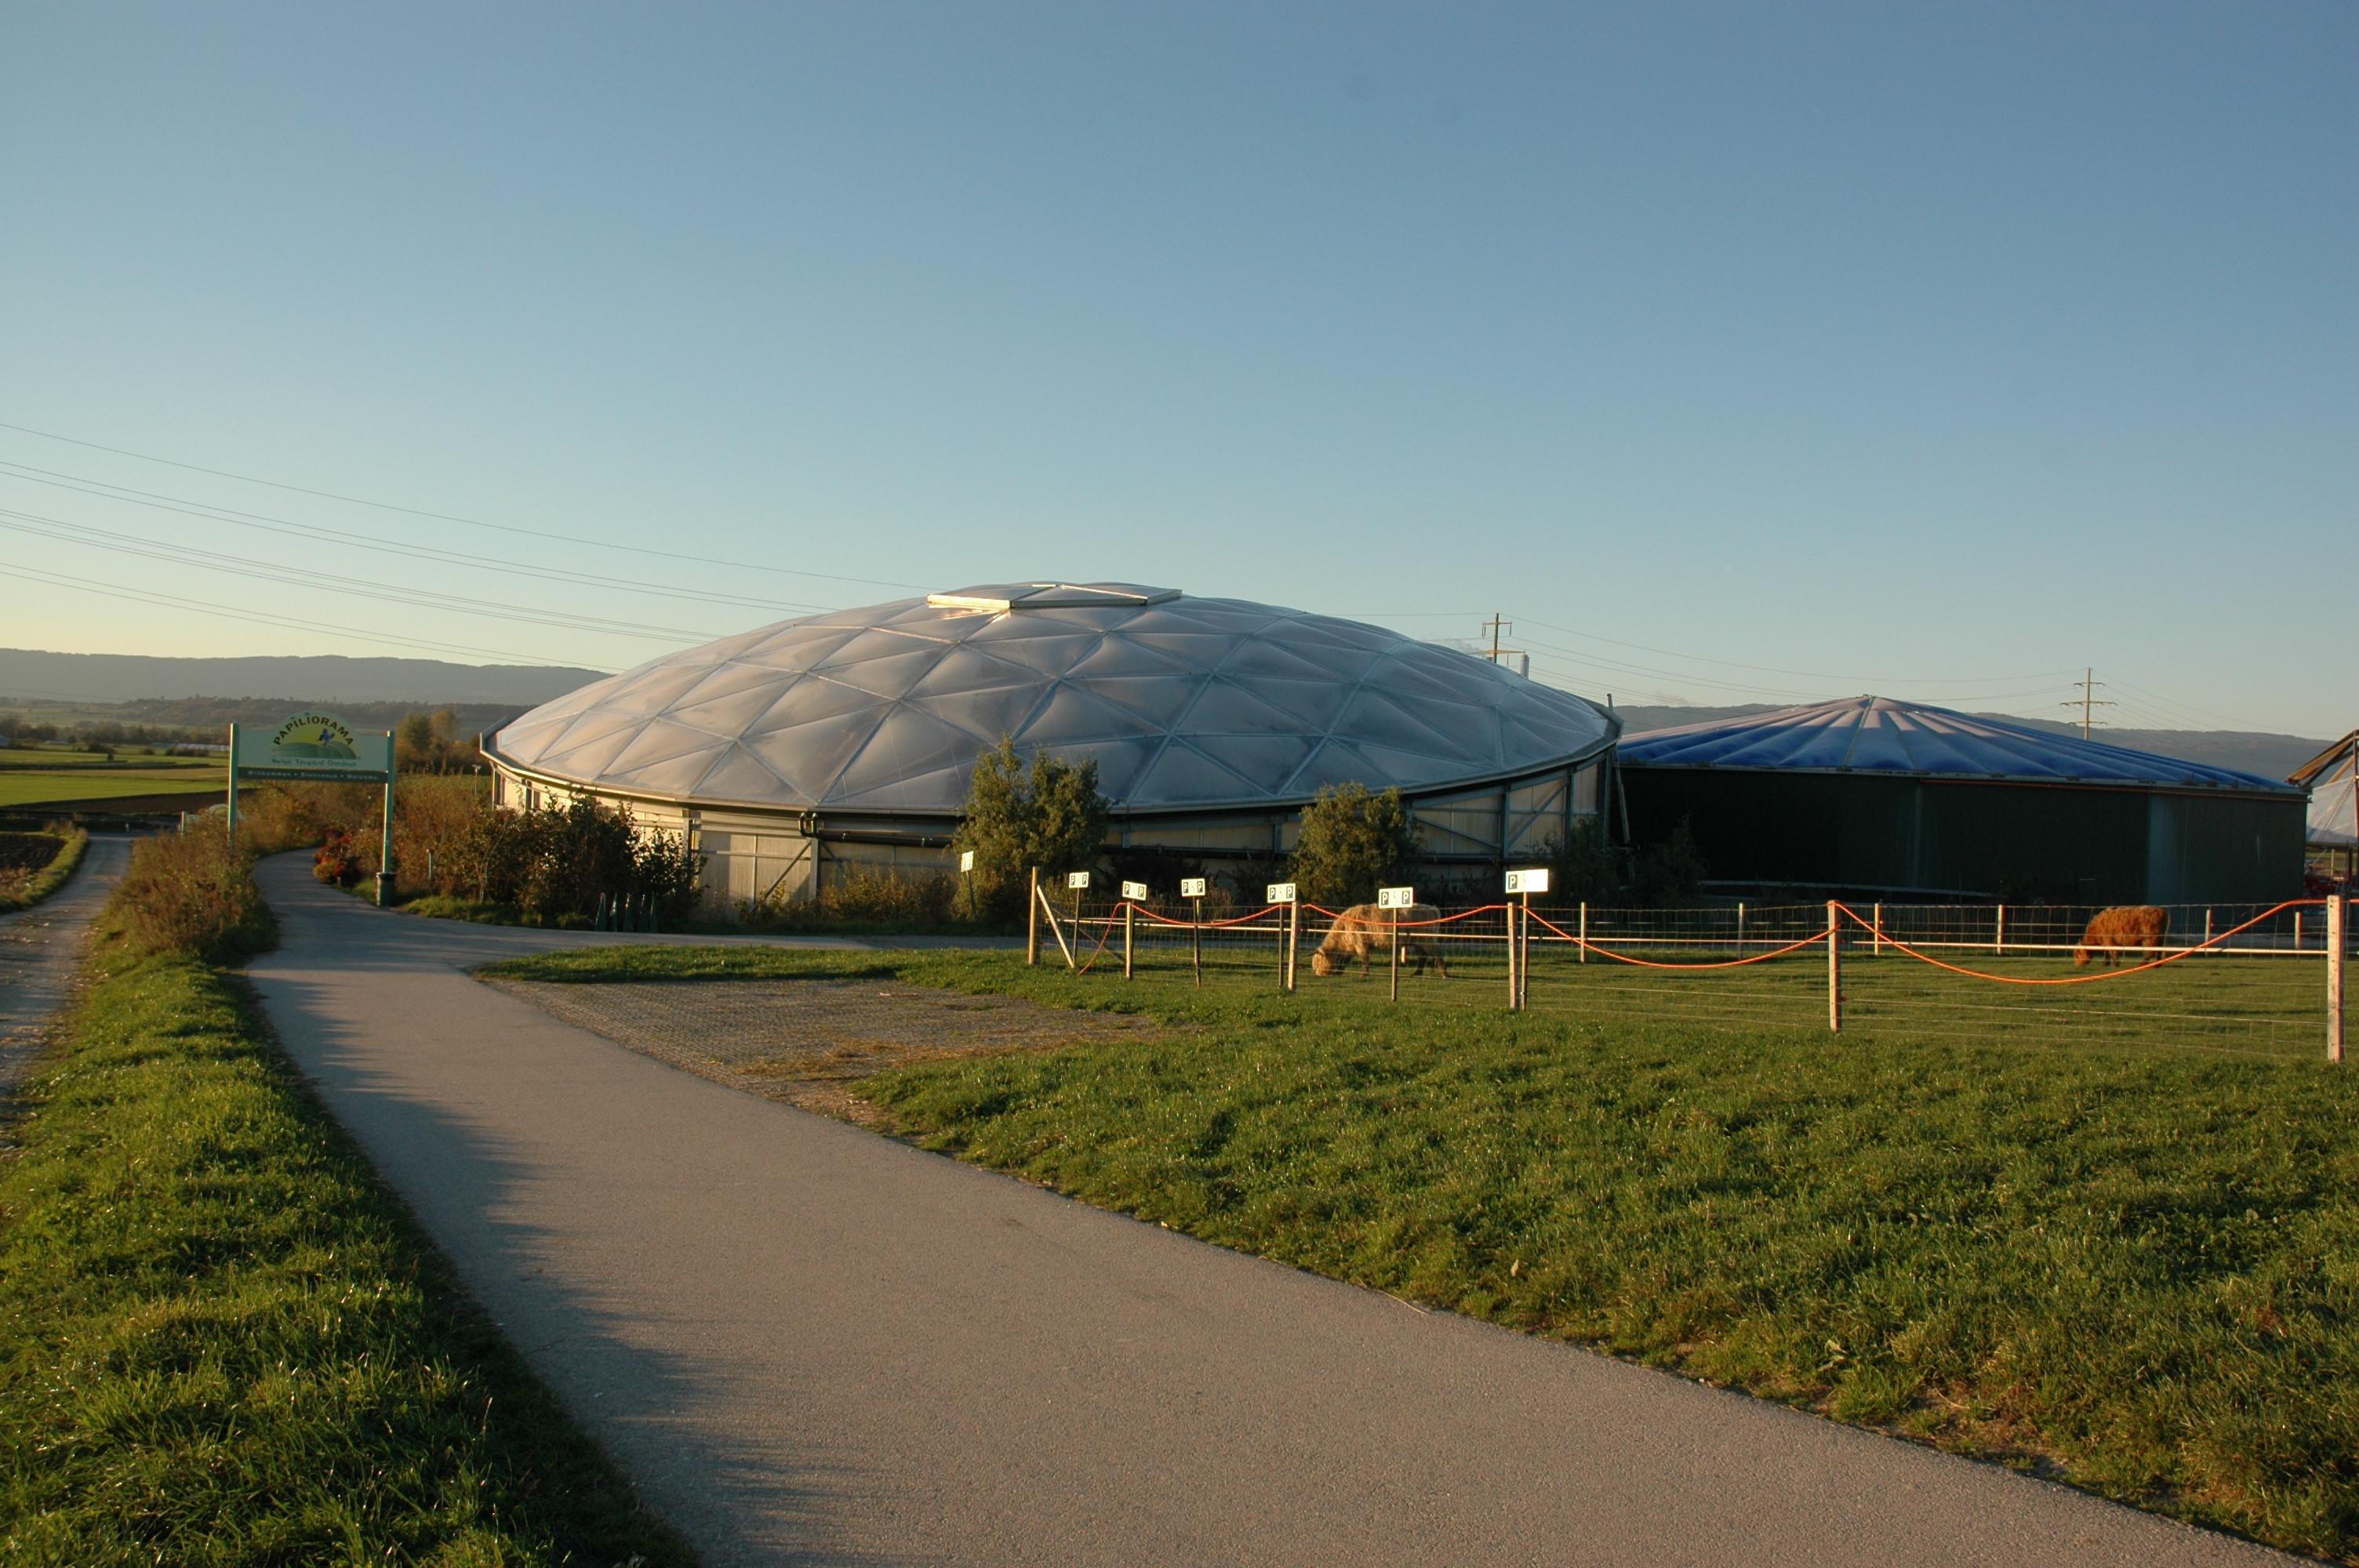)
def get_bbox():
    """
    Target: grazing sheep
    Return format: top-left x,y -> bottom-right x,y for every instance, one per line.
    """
2072,905 -> 2168,969
1310,903 -> 1450,978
